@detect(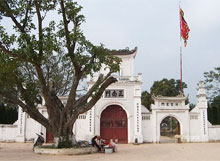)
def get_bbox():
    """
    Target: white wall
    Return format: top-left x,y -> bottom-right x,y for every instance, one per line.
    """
208,125 -> 220,141
189,114 -> 201,142
0,124 -> 17,142
119,56 -> 134,76
25,117 -> 41,141
89,80 -> 142,143
142,114 -> 153,142
75,113 -> 91,141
